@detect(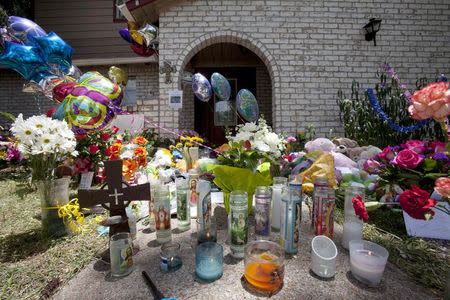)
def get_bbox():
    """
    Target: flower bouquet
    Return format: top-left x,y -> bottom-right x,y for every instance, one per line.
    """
211,117 -> 284,213
170,133 -> 204,171
11,114 -> 77,236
